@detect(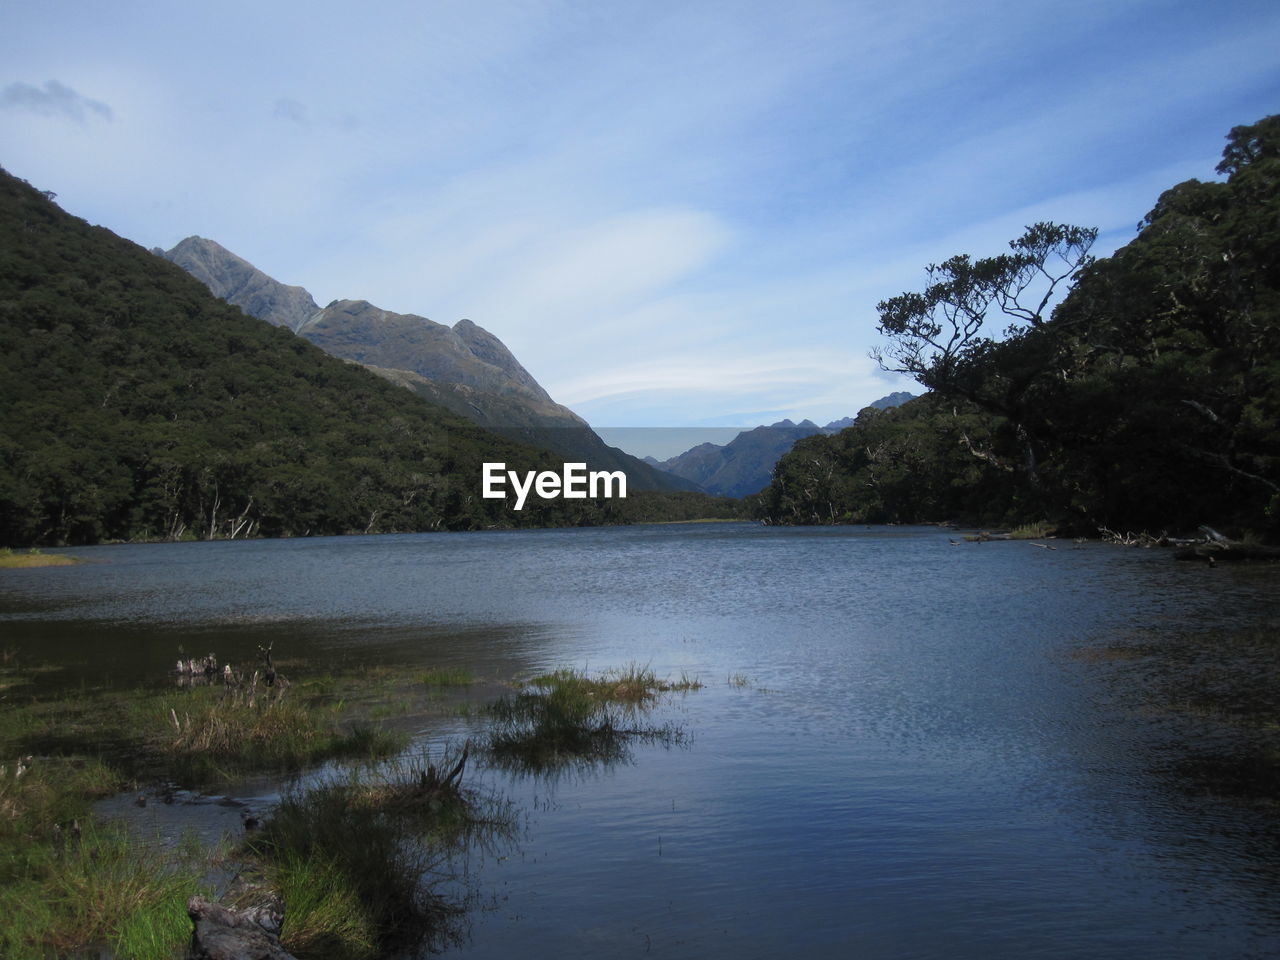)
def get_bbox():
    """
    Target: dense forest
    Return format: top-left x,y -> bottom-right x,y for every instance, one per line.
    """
0,170 -> 740,546
760,116 -> 1280,536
